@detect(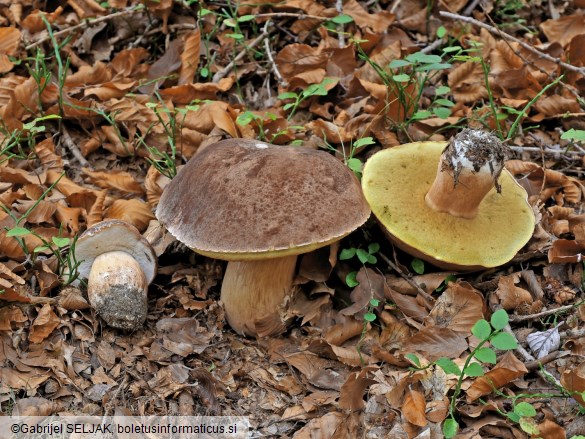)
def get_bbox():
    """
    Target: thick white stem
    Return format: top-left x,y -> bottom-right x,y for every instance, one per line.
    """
88,250 -> 148,330
221,255 -> 297,337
